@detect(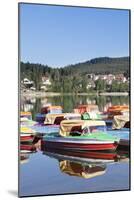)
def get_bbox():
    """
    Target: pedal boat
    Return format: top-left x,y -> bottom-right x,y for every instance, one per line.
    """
43,120 -> 120,151
20,126 -> 36,143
